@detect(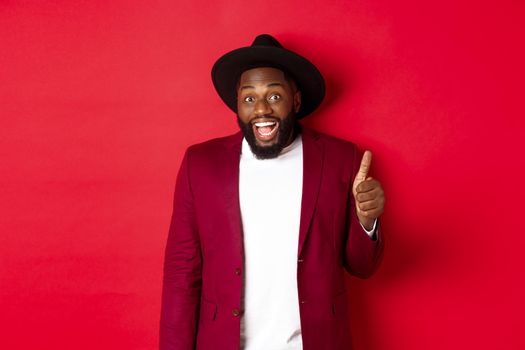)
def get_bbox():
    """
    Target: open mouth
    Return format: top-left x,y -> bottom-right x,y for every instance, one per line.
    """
252,120 -> 279,142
